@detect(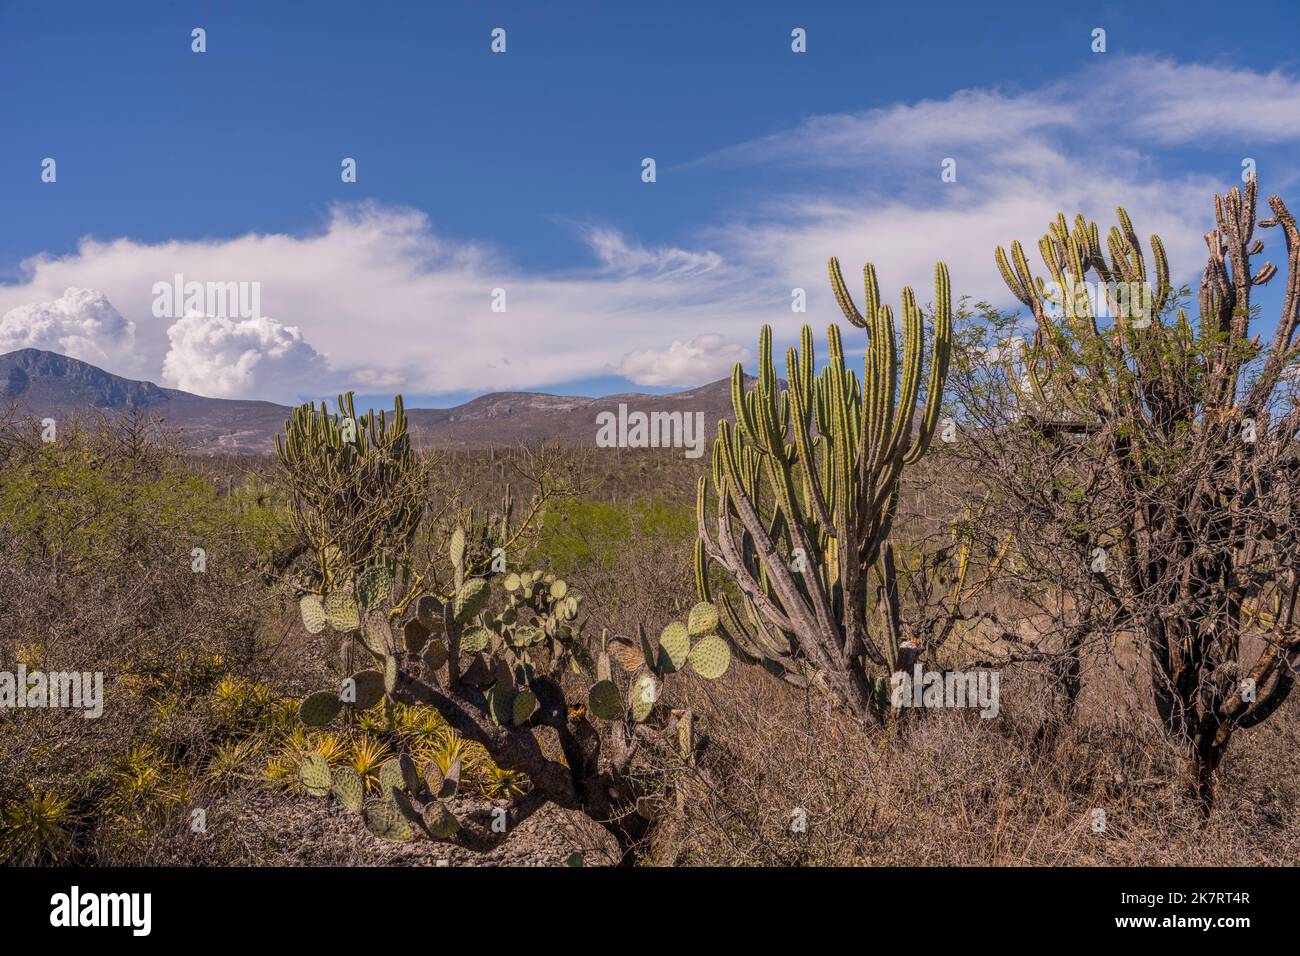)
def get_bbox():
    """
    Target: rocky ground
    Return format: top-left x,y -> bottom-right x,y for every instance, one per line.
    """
151,788 -> 623,867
